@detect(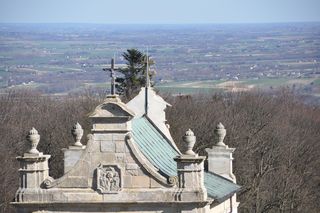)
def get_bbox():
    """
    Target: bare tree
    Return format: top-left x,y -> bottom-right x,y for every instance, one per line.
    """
166,90 -> 320,213
0,89 -> 319,213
